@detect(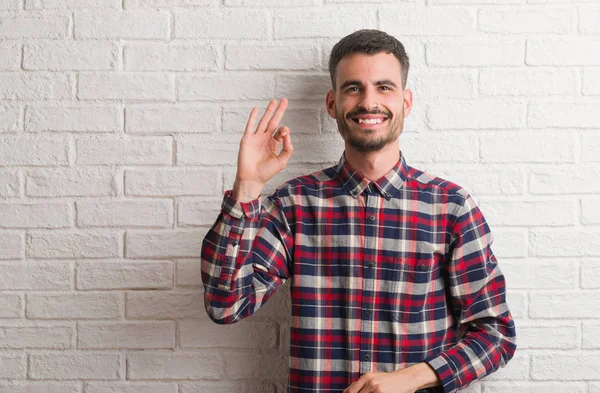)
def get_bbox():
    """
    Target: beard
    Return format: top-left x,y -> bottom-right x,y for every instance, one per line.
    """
335,106 -> 404,153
